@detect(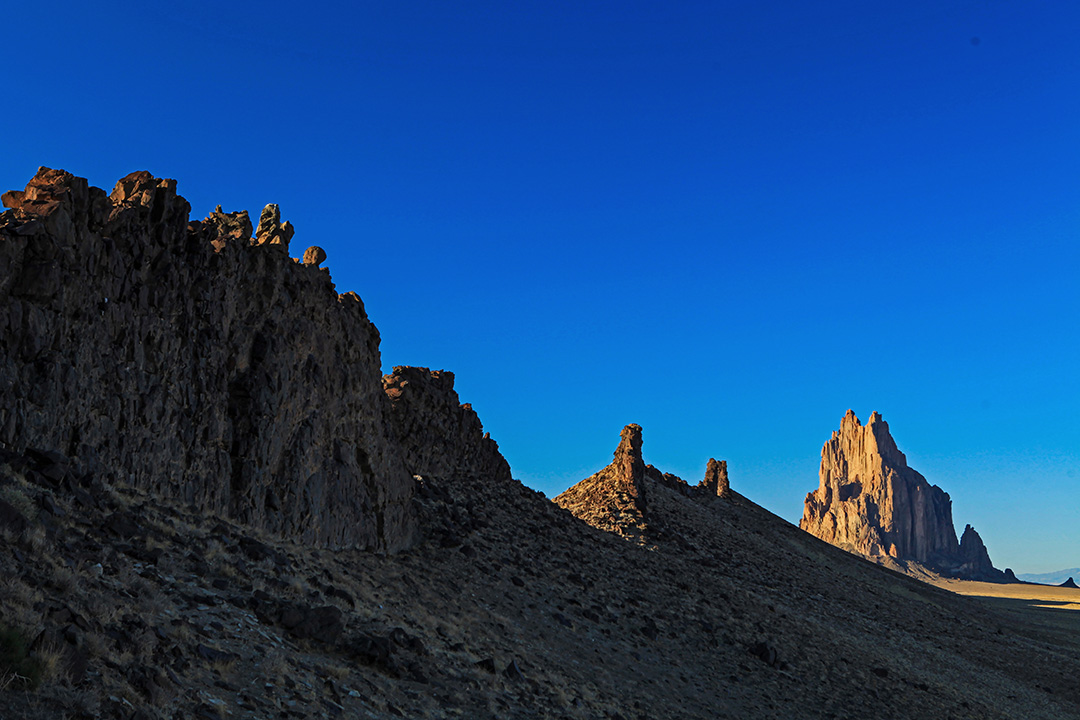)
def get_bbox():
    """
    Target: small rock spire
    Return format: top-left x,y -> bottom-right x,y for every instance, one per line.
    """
700,458 -> 730,498
254,203 -> 294,252
612,424 -> 645,487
